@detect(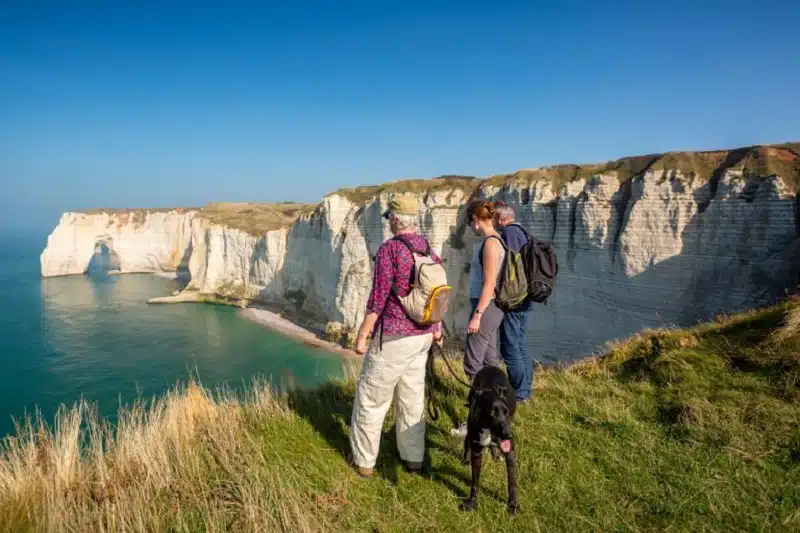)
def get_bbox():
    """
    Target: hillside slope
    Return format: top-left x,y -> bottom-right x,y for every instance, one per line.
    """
2,301 -> 798,532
